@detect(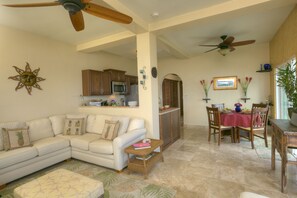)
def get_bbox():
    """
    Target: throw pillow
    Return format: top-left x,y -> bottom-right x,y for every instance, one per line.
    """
2,127 -> 31,151
63,118 -> 84,136
127,118 -> 145,132
101,120 -> 120,140
49,115 -> 66,135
